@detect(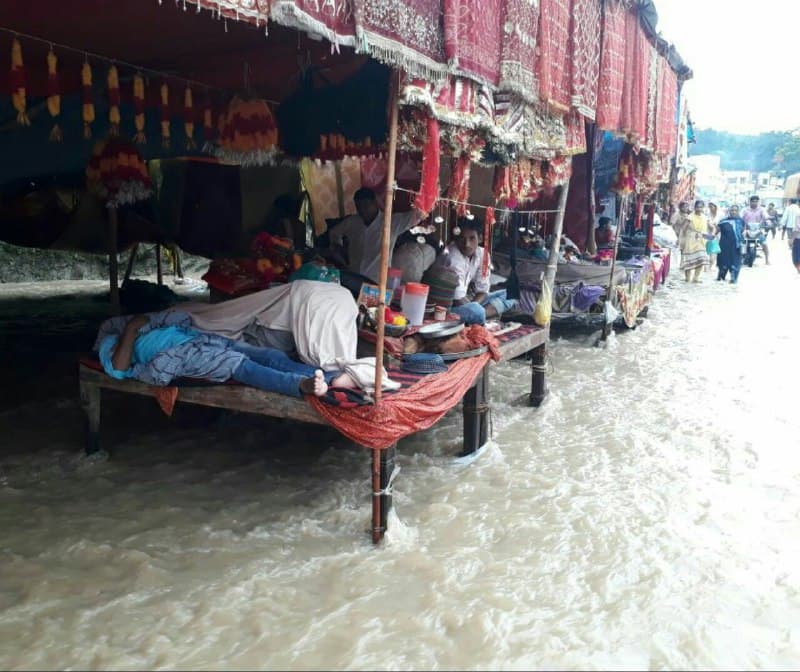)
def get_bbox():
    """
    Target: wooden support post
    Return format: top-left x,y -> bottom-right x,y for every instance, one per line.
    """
155,243 -> 163,286
600,194 -> 628,342
123,243 -> 139,286
108,207 -> 120,315
461,365 -> 490,455
372,72 -> 400,405
530,343 -> 547,407
80,380 -> 101,456
371,444 -> 396,544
